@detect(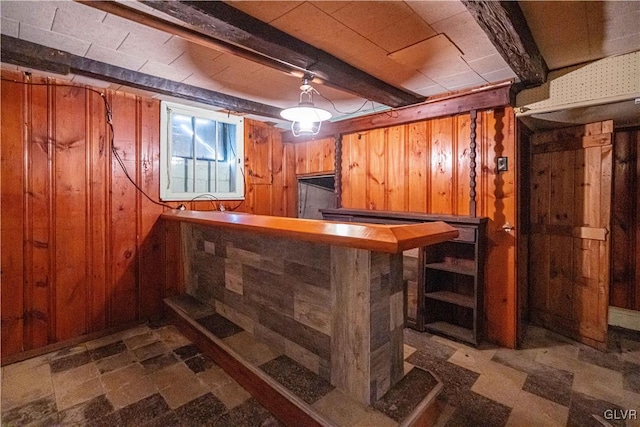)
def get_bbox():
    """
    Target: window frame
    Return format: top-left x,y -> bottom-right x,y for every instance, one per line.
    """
159,101 -> 245,201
